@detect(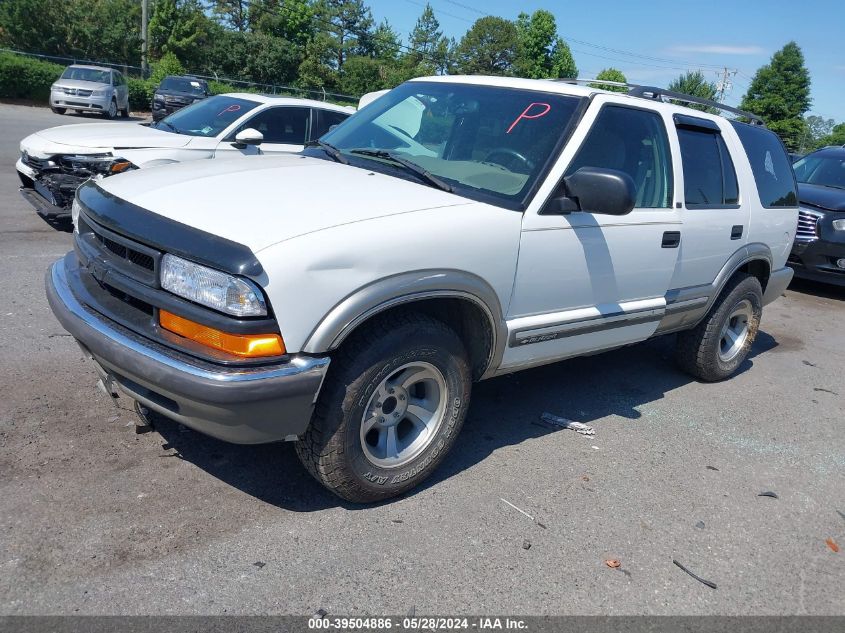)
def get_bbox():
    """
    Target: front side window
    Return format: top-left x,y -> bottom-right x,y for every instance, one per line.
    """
321,81 -> 583,207
678,128 -> 739,206
731,122 -> 797,207
152,95 -> 259,137
61,67 -> 110,84
565,105 -> 673,208
235,107 -> 311,144
793,152 -> 845,189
